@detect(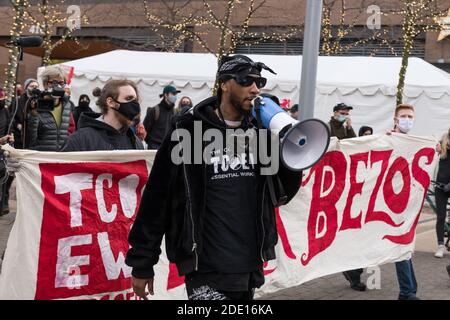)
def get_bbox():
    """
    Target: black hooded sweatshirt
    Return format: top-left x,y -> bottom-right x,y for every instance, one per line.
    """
126,96 -> 302,287
61,112 -> 144,151
73,105 -> 93,130
143,98 -> 175,149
